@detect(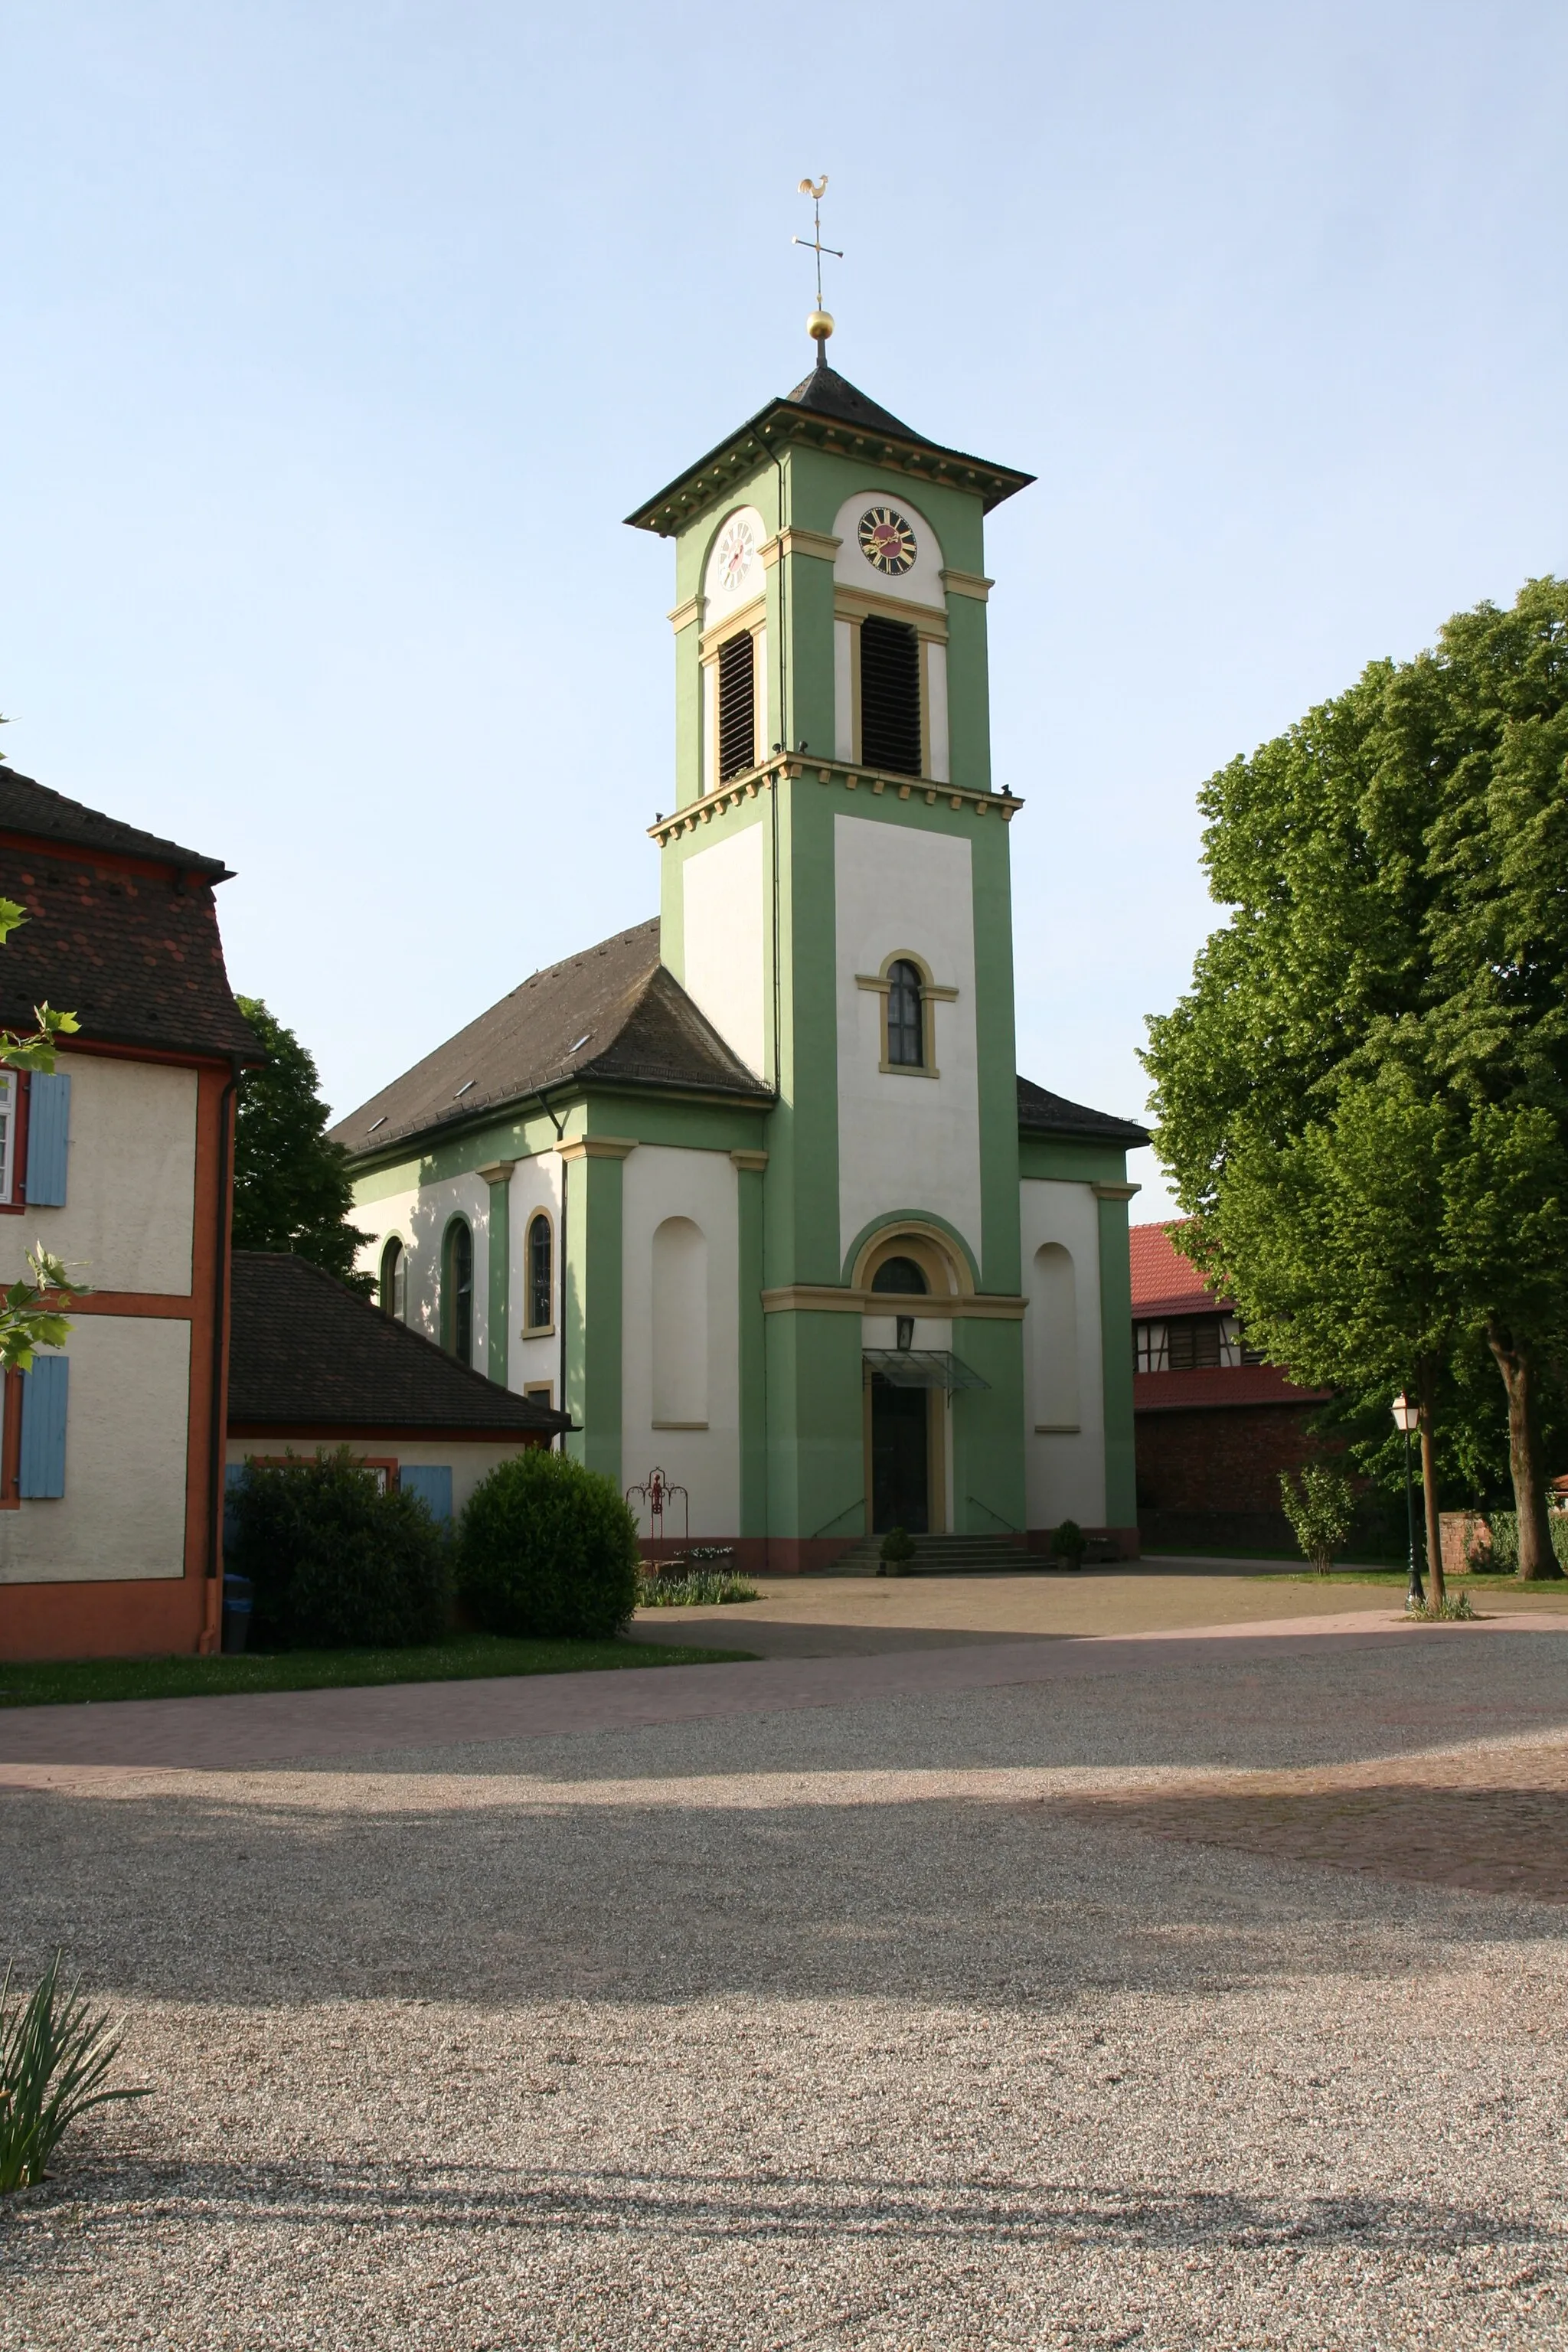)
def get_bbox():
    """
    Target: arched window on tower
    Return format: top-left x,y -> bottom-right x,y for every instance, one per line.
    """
443,1218 -> 474,1366
380,1235 -> 406,1321
886,961 -> 925,1068
859,613 -> 921,775
526,1211 -> 554,1332
717,632 -> 756,781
